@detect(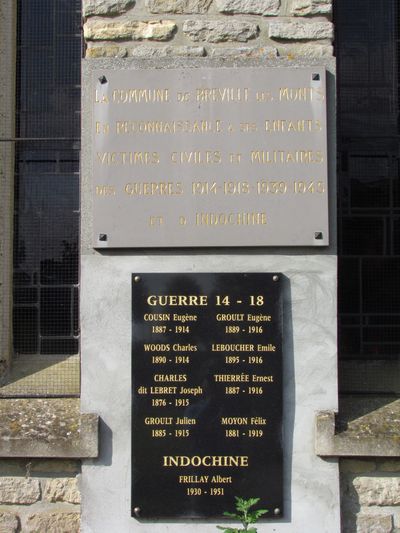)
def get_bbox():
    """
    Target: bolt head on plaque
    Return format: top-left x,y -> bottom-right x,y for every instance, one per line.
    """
134,276 -> 141,283
133,507 -> 141,517
274,508 -> 281,515
273,275 -> 279,282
